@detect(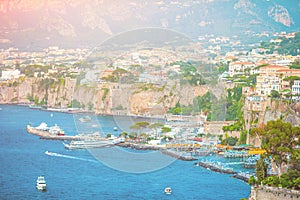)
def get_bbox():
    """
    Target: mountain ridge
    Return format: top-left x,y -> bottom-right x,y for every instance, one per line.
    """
0,0 -> 299,49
